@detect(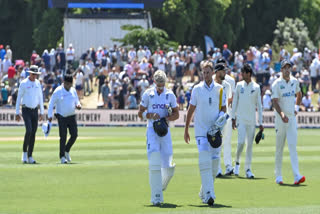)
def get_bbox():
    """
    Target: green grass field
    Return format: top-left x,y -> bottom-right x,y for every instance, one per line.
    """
0,126 -> 319,214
